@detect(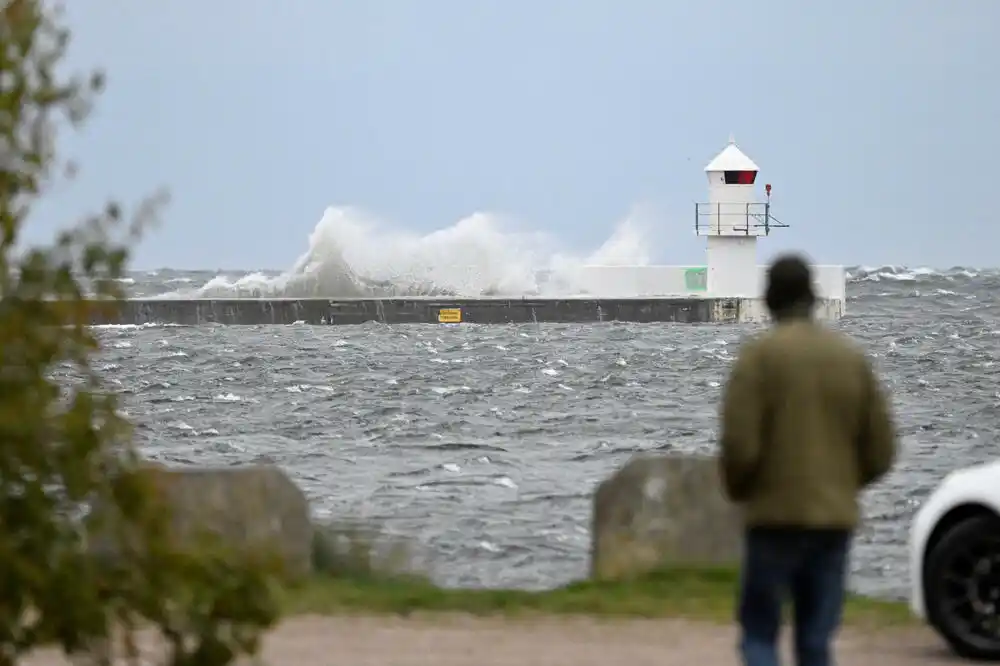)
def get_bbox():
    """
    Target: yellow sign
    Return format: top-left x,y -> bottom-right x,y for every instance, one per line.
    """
438,308 -> 462,323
